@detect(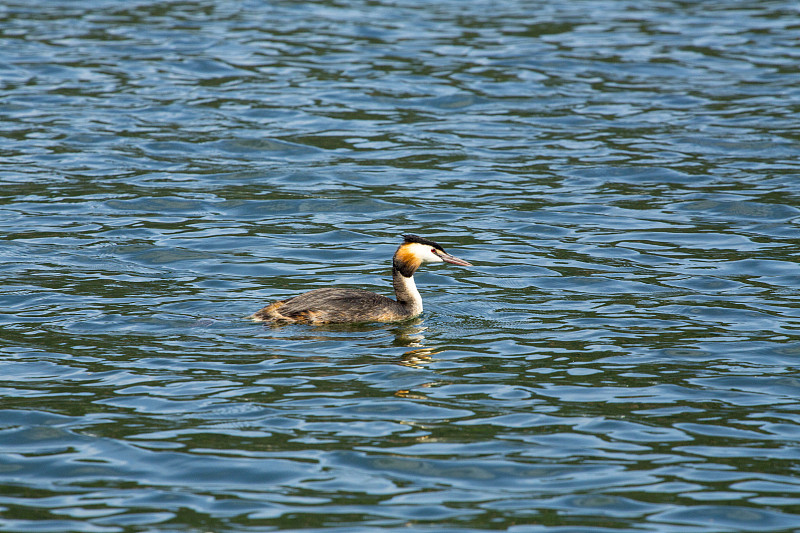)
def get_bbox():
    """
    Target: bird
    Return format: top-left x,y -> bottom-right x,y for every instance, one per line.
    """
249,234 -> 472,324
